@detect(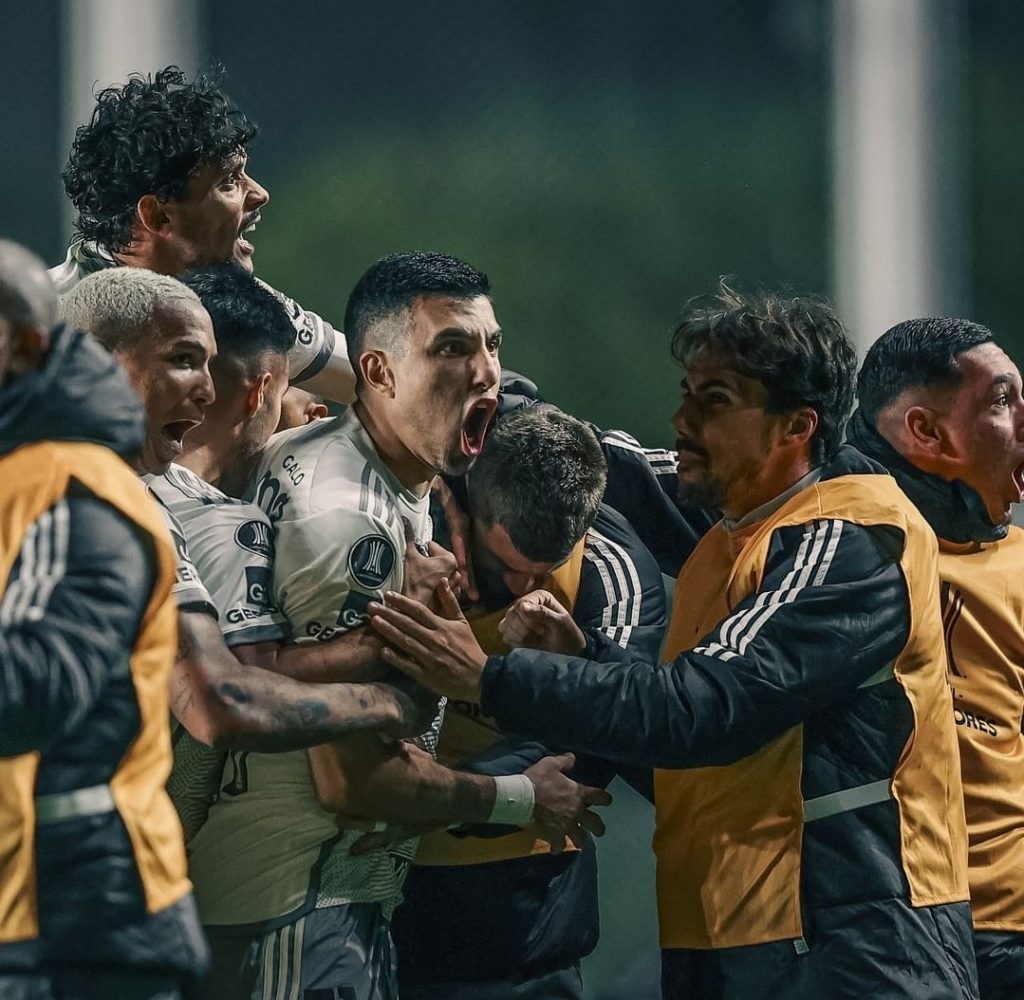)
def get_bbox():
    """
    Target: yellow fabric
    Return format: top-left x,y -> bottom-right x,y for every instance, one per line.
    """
654,474 -> 969,950
939,528 -> 1024,930
415,538 -> 587,867
0,442 -> 189,944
